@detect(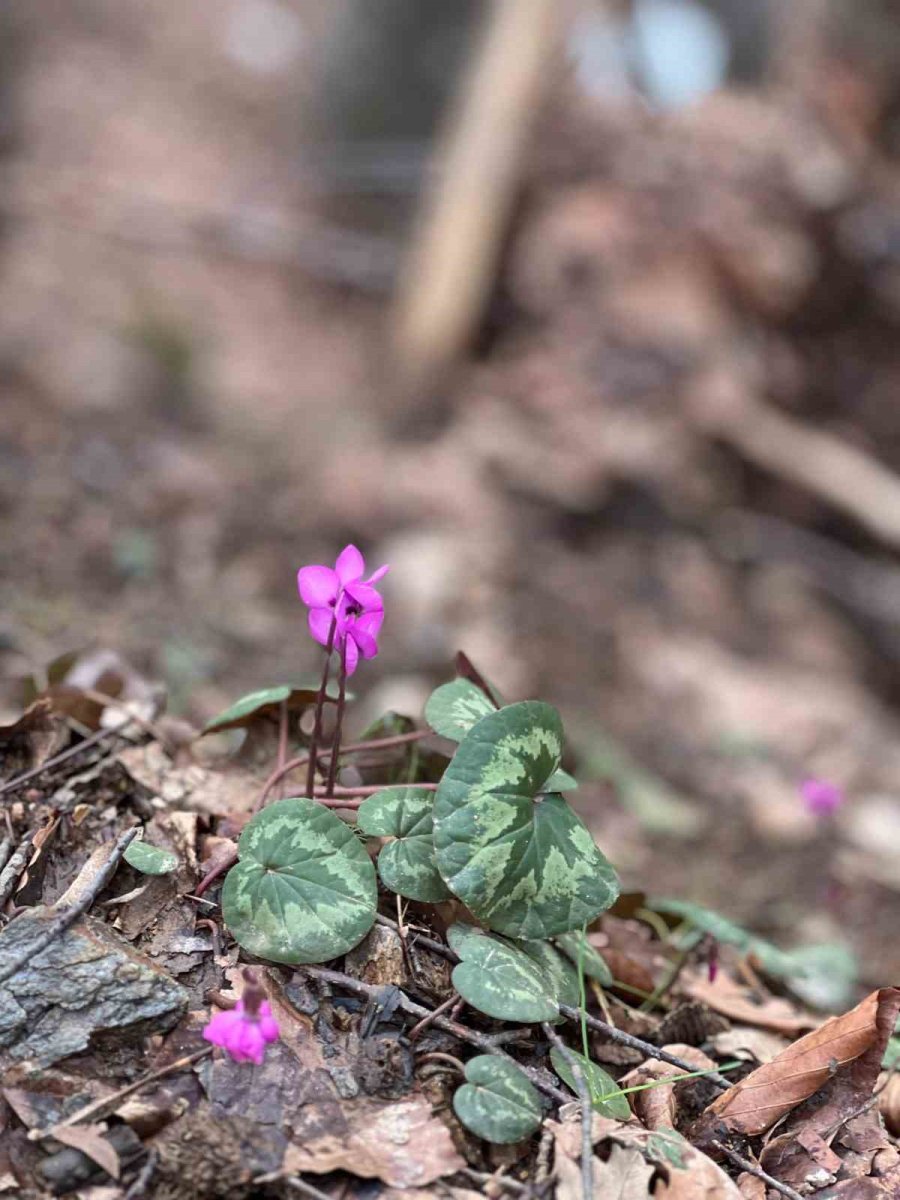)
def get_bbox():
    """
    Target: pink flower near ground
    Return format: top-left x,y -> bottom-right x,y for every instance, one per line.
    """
203,998 -> 280,1065
297,543 -> 388,675
800,778 -> 844,818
